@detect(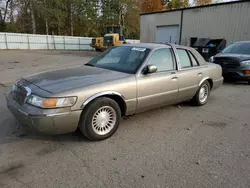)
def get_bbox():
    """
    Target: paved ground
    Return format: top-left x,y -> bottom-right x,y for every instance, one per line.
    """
0,51 -> 250,188
0,50 -> 97,85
